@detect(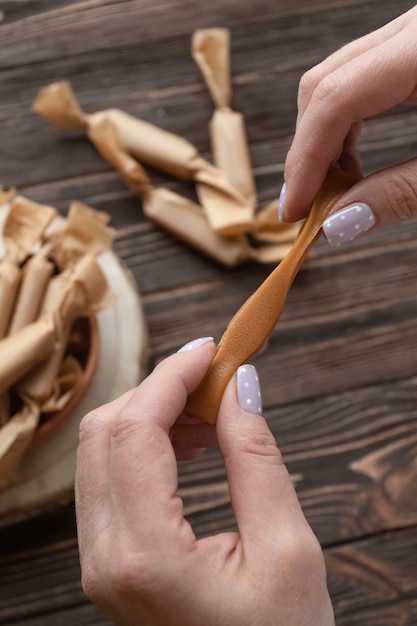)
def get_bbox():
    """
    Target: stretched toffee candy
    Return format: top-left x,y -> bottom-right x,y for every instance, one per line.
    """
185,168 -> 356,424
